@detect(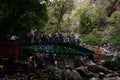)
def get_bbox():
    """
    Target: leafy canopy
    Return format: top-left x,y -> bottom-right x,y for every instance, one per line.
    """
47,0 -> 74,31
79,16 -> 94,34
0,0 -> 48,35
